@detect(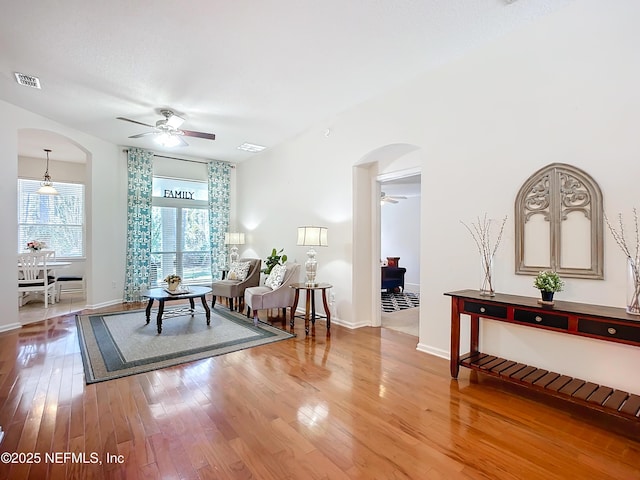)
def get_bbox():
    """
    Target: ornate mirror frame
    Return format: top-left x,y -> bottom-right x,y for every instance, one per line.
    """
515,163 -> 603,279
